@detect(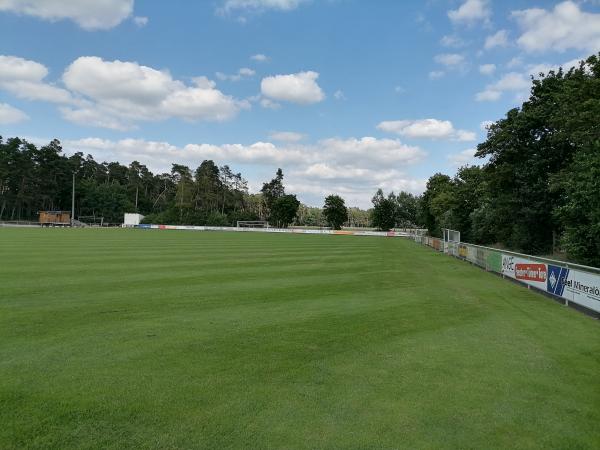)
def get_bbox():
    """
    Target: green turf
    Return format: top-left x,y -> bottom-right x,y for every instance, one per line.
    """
1,228 -> 599,449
